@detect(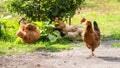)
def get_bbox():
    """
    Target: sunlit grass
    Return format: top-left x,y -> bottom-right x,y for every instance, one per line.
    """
0,37 -> 72,55
0,0 -> 120,55
72,0 -> 120,41
112,42 -> 120,47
